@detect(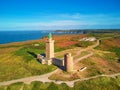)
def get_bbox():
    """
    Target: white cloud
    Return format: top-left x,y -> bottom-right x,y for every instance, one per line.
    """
0,13 -> 120,30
